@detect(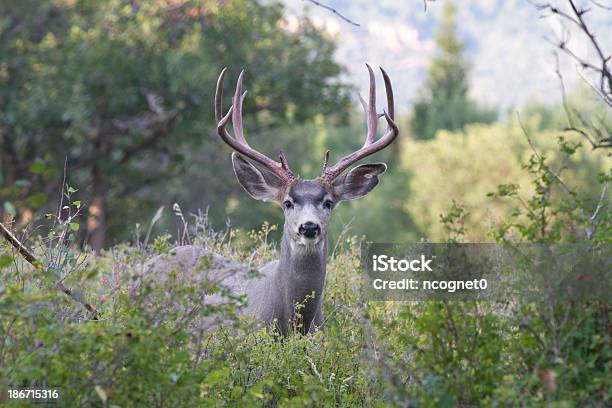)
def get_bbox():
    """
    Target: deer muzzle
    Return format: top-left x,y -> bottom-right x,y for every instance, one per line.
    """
298,222 -> 321,239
